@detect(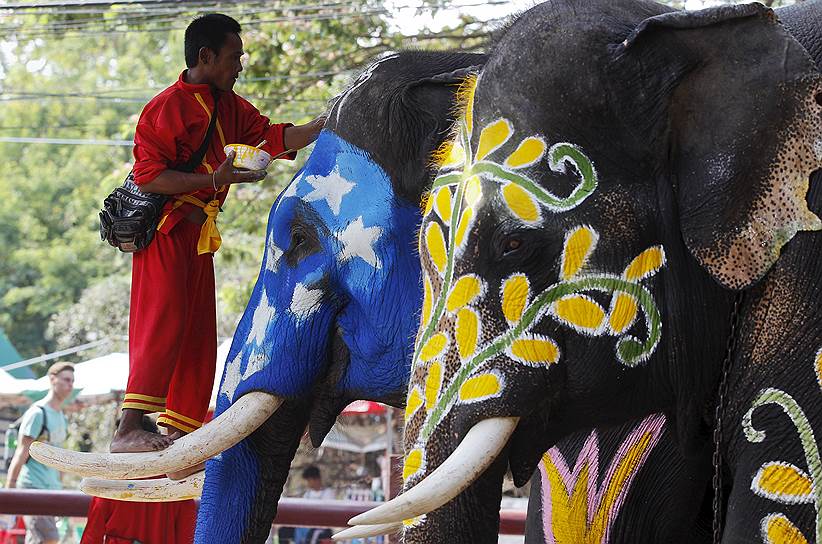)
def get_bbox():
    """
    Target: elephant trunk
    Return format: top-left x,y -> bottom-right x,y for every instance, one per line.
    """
196,398 -> 312,543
